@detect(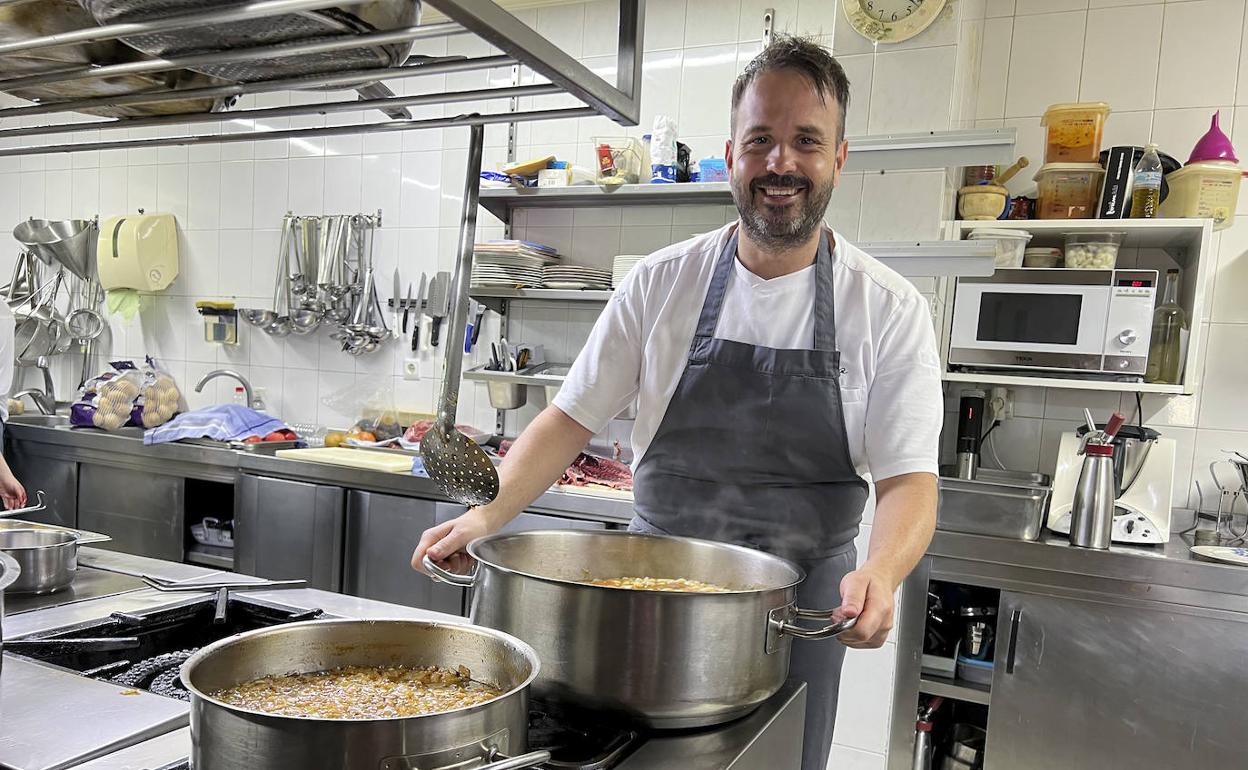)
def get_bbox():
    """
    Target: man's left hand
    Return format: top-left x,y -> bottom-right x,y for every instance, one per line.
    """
833,567 -> 895,649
